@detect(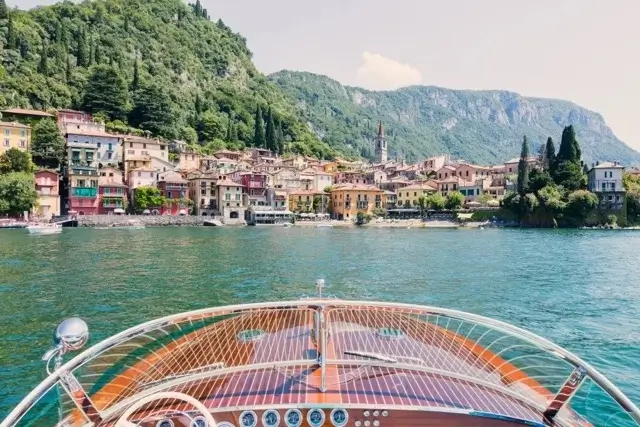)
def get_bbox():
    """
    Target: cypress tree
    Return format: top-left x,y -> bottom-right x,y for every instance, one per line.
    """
131,58 -> 140,91
65,48 -> 72,82
517,135 -> 530,196
19,39 -> 28,58
88,34 -> 94,66
54,21 -> 63,44
265,106 -> 276,152
252,105 -> 265,148
0,0 -> 7,20
225,114 -> 233,142
6,14 -> 17,49
94,39 -> 102,64
276,120 -> 284,155
124,15 -> 129,32
558,125 -> 581,164
194,93 -> 203,115
544,136 -> 556,175
76,29 -> 87,67
38,39 -> 48,76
